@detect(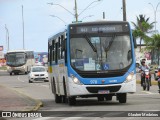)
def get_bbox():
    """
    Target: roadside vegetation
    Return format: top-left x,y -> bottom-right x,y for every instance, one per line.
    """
0,66 -> 7,70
